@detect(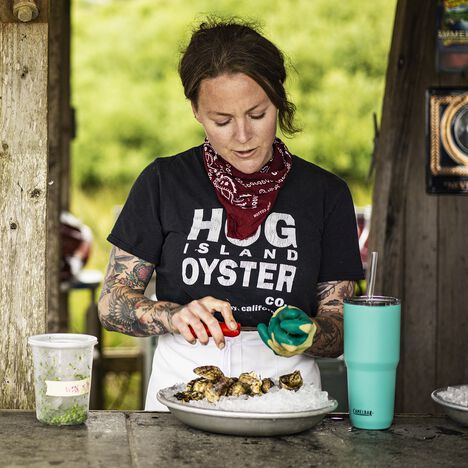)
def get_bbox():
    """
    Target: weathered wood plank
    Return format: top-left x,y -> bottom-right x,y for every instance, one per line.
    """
58,0 -> 72,332
0,411 -> 132,466
59,0 -> 75,330
437,196 -> 468,387
1,411 -> 468,467
435,72 -> 468,390
370,0 -> 468,412
367,0 -> 403,286
47,0 -> 70,332
0,0 -> 48,23
0,23 -> 48,409
126,413 -> 468,467
59,0 -> 72,212
46,0 -> 63,332
370,0 -> 439,412
399,1 -> 439,413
